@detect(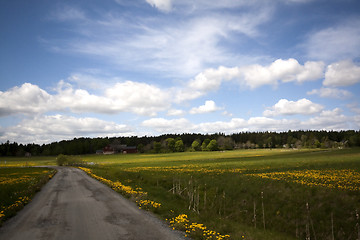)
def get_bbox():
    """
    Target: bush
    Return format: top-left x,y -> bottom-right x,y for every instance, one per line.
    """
57,154 -> 83,166
57,154 -> 68,166
207,139 -> 218,151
